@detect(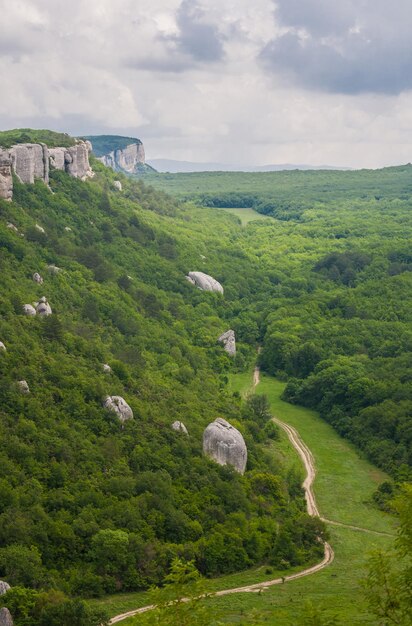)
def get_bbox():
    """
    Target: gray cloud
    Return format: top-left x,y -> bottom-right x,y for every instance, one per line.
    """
261,0 -> 412,94
173,0 -> 224,62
